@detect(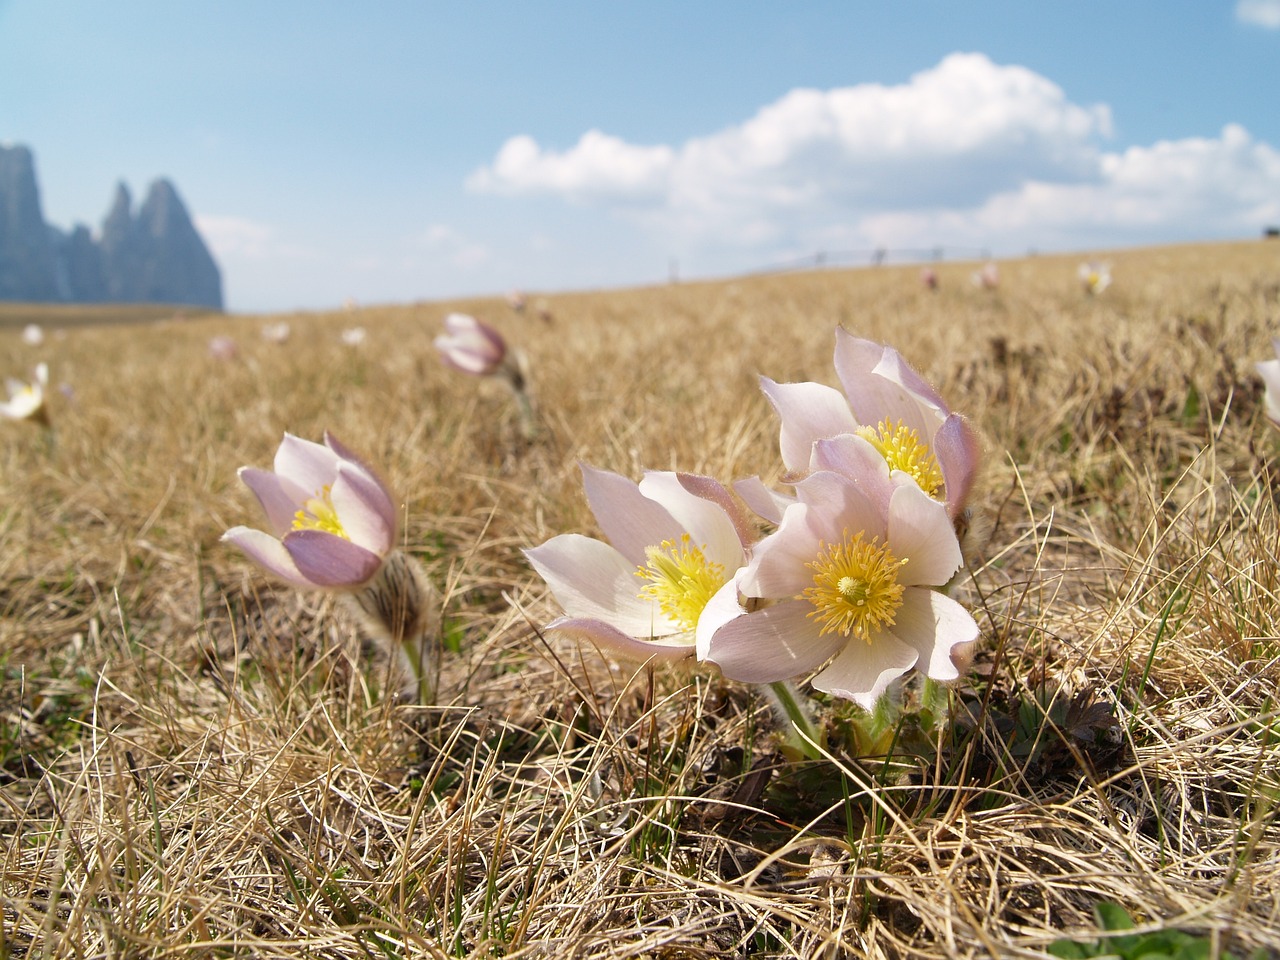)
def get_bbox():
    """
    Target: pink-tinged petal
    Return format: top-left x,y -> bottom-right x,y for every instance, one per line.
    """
933,414 -> 981,516
1258,353 -> 1280,424
809,435 -> 895,512
760,377 -> 858,473
675,472 -> 758,551
580,464 -> 684,567
888,589 -> 979,683
238,467 -> 303,537
283,530 -> 383,587
695,576 -> 747,660
886,483 -> 962,587
323,432 -> 380,477
274,433 -> 340,491
832,333 -> 938,438
221,526 -> 318,589
640,471 -> 743,568
739,502 -> 825,598
732,476 -> 793,525
524,535 -> 679,636
543,617 -> 695,661
328,462 -> 397,555
703,599 -> 844,683
793,470 -> 889,543
810,630 -> 918,710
